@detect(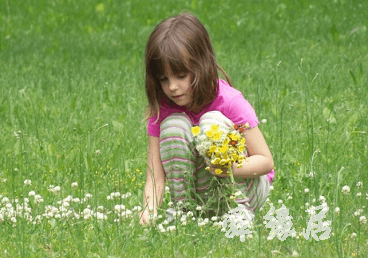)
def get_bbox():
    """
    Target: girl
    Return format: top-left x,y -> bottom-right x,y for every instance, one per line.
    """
140,12 -> 274,225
